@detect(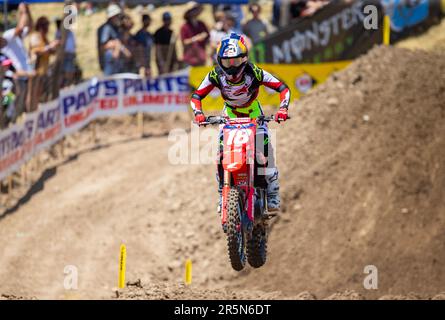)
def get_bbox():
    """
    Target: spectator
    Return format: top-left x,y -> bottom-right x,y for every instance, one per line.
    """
213,4 -> 244,33
289,0 -> 309,19
301,0 -> 329,17
98,4 -> 131,76
272,0 -> 282,27
180,1 -> 210,67
1,59 -> 16,129
29,17 -> 59,77
120,14 -> 138,74
55,18 -> 78,88
210,14 -> 237,62
0,37 -> 7,97
83,2 -> 95,16
1,3 -> 34,119
133,14 -> 153,77
0,37 -> 6,50
154,12 -> 179,75
28,16 -> 60,110
242,4 -> 269,44
212,9 -> 226,26
209,10 -> 226,52
289,0 -> 328,19
227,5 -> 244,33
1,37 -> 11,128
